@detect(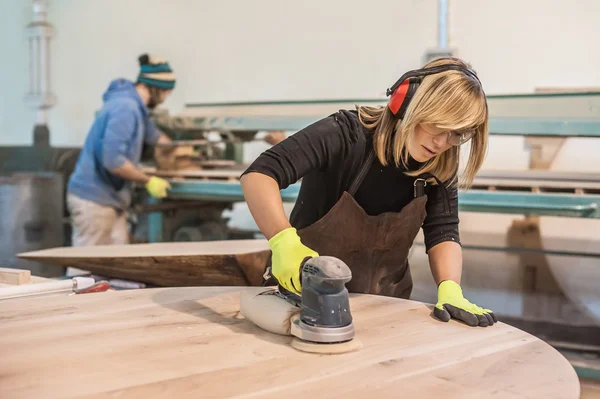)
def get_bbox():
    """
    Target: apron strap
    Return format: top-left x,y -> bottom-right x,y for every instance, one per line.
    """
345,148 -> 452,216
416,172 -> 452,215
414,178 -> 427,198
348,149 -> 376,196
